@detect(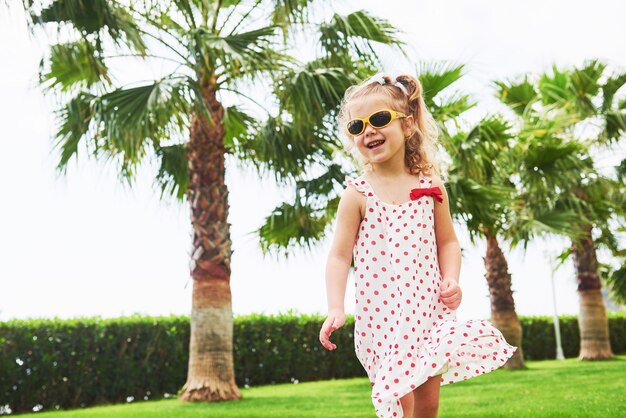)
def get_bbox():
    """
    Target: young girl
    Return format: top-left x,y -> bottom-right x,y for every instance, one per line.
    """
319,72 -> 517,418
